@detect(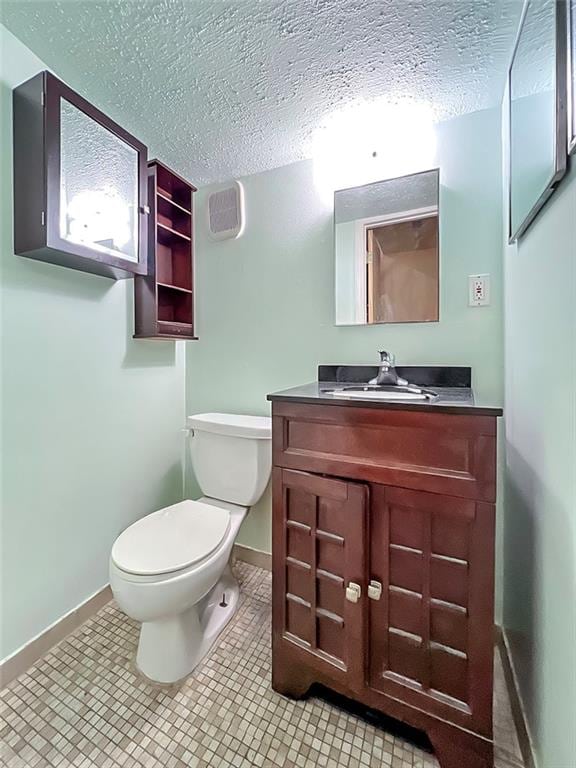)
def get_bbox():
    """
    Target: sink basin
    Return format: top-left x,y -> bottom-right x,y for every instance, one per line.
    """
322,385 -> 438,401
